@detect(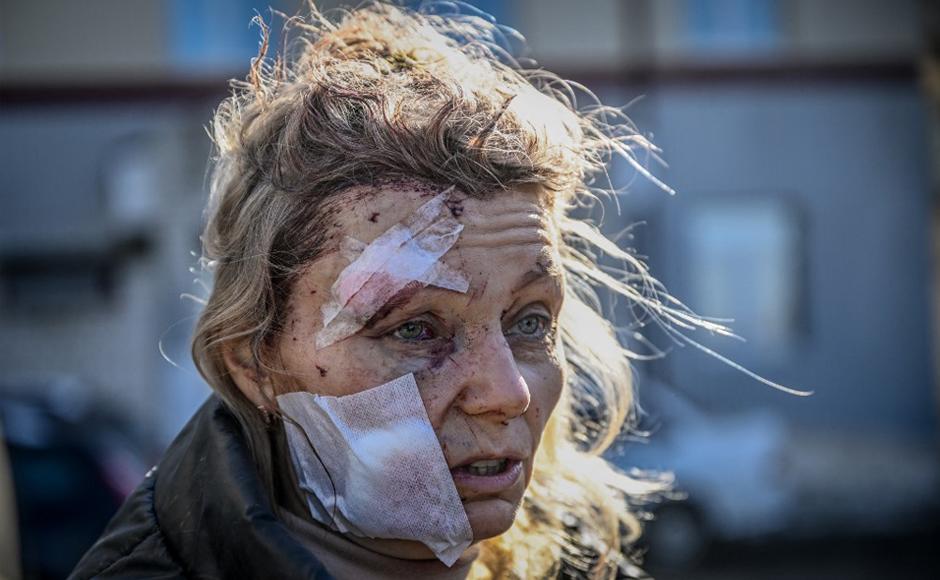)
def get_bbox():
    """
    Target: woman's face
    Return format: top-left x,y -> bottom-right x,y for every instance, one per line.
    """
273,182 -> 565,544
